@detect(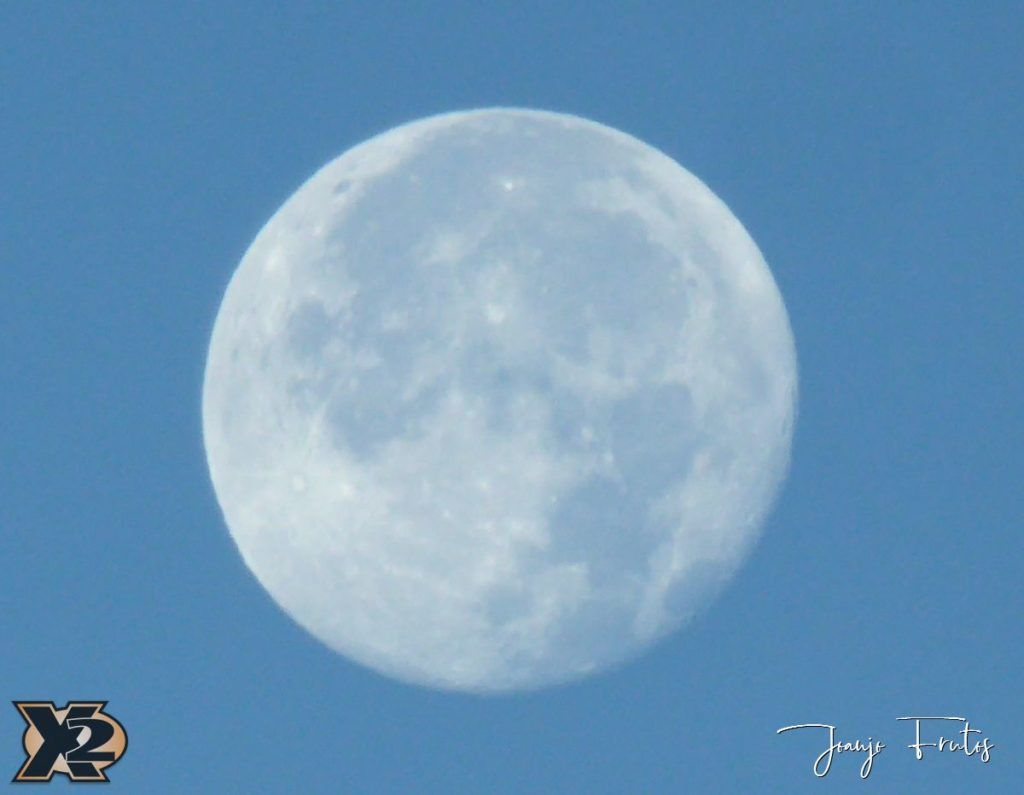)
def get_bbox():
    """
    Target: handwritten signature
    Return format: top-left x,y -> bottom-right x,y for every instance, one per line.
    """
776,716 -> 994,779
